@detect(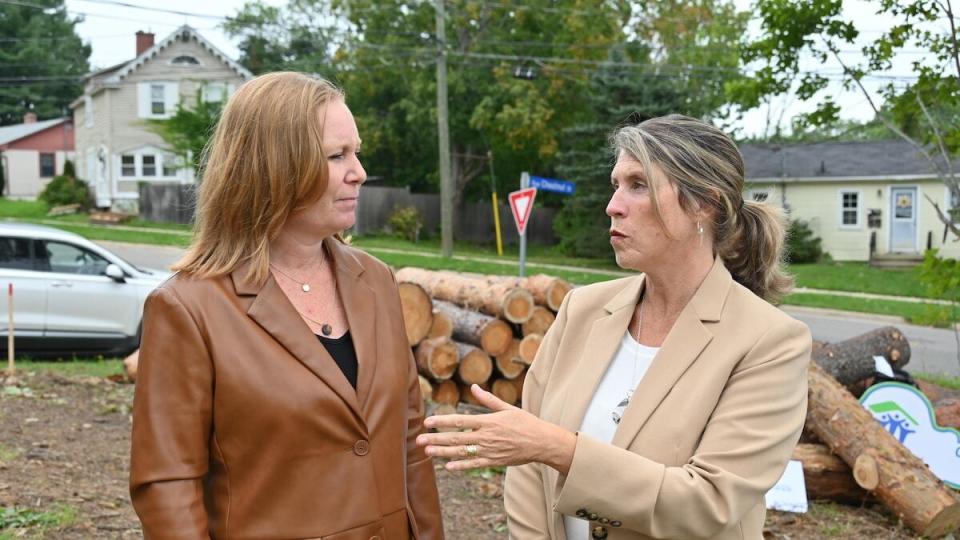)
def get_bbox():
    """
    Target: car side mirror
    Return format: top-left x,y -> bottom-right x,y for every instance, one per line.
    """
105,263 -> 126,283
